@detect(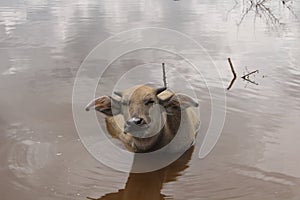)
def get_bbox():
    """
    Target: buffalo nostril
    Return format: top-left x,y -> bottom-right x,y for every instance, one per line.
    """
126,117 -> 145,127
124,117 -> 147,133
136,118 -> 144,125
